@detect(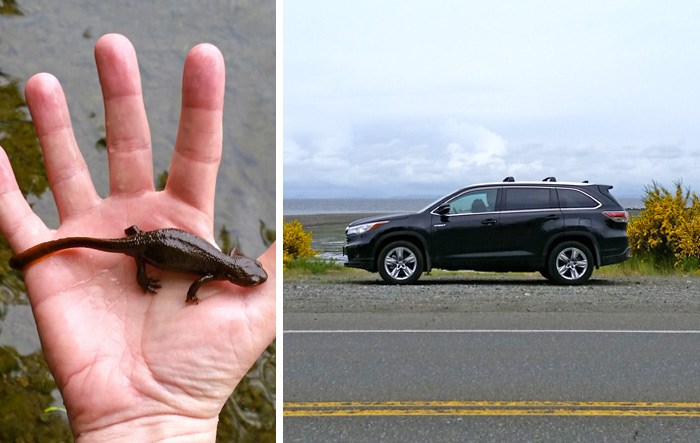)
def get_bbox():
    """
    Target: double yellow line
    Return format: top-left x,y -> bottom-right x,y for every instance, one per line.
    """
284,400 -> 700,417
